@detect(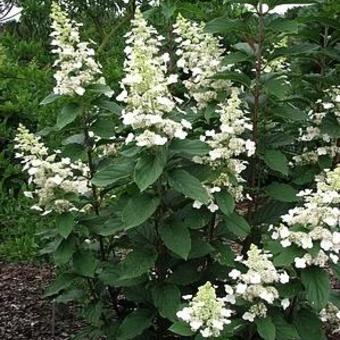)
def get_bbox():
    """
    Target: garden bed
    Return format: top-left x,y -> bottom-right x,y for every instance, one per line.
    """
0,262 -> 81,339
